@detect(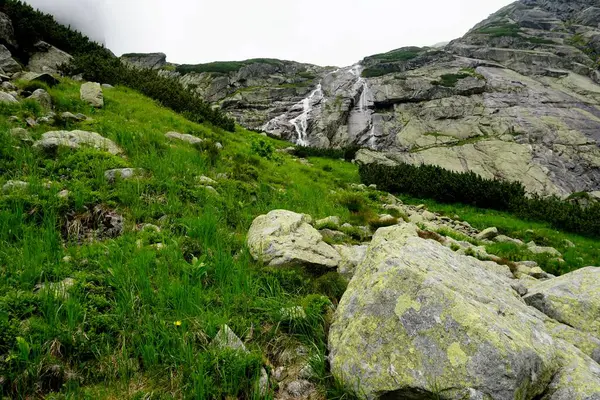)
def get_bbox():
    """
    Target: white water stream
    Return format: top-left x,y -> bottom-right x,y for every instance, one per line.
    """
289,83 -> 323,146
